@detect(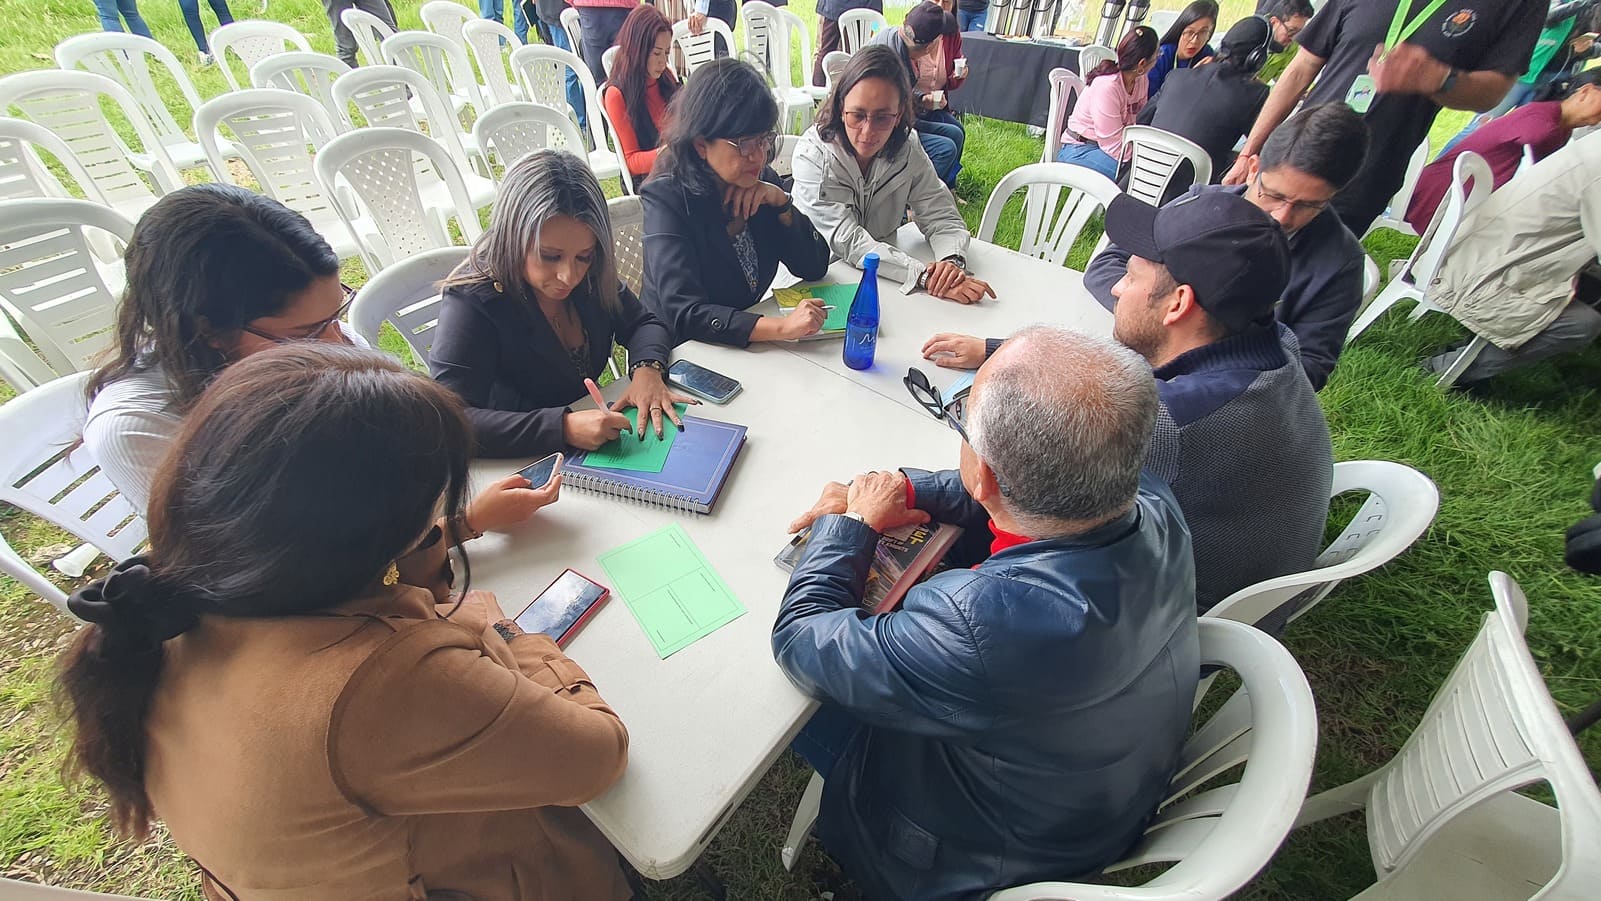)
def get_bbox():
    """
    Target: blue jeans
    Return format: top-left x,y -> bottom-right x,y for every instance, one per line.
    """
1057,141 -> 1119,179
958,7 -> 986,31
178,0 -> 233,53
1439,80 -> 1540,157
547,24 -> 588,134
93,0 -> 153,38
480,0 -> 529,45
917,109 -> 965,186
